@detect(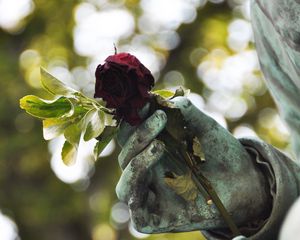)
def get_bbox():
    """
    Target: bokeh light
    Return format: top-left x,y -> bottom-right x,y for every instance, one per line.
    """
92,223 -> 116,240
227,19 -> 253,52
0,212 -> 19,240
110,201 -> 130,229
233,124 -> 258,138
49,136 -> 115,184
139,0 -> 200,31
0,0 -> 34,32
74,5 -> 135,58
